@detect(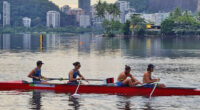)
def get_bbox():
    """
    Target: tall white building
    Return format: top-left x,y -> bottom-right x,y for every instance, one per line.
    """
22,17 -> 31,28
116,1 -> 130,23
46,11 -> 60,28
3,1 -> 10,27
80,15 -> 90,28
